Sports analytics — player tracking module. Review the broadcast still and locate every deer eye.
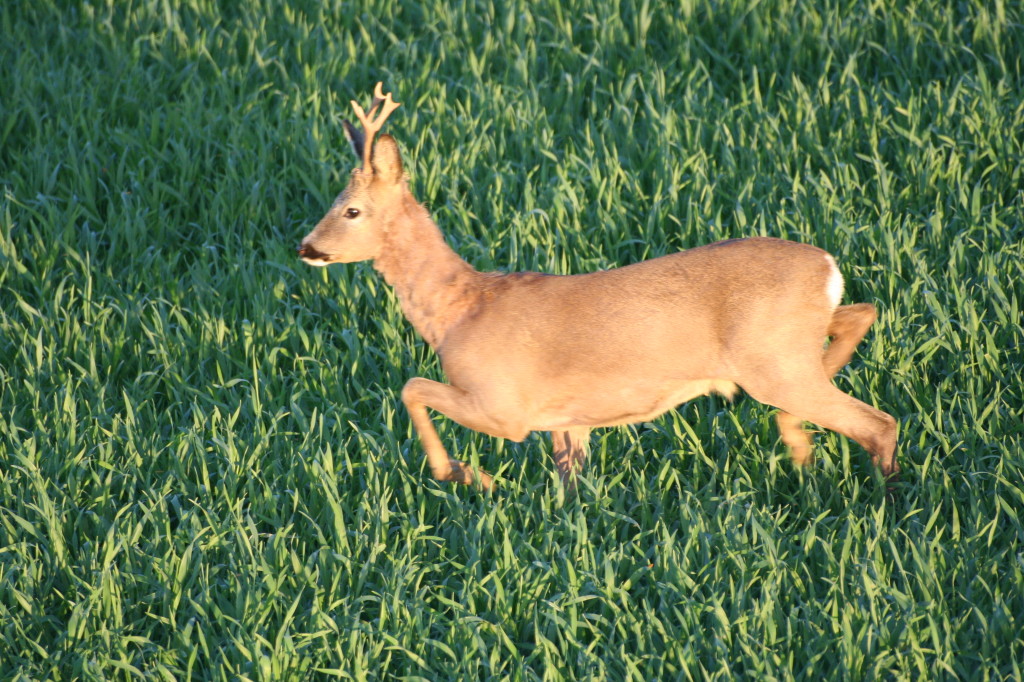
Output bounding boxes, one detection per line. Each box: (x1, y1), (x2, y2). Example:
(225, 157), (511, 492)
(344, 208), (360, 219)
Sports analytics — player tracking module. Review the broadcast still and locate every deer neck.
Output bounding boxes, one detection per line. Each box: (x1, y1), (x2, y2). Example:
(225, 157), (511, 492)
(372, 193), (484, 351)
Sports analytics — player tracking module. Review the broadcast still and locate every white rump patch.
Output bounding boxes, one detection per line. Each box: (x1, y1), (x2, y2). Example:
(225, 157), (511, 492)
(824, 253), (844, 309)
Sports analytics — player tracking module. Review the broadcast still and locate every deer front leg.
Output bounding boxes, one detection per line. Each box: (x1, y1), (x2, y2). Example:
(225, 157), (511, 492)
(401, 377), (528, 491)
(550, 427), (591, 491)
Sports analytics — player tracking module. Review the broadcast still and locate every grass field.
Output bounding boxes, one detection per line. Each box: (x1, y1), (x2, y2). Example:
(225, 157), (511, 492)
(2, 0), (1023, 679)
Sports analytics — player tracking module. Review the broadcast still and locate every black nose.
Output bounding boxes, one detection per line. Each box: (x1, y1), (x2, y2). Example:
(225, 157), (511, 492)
(297, 243), (329, 261)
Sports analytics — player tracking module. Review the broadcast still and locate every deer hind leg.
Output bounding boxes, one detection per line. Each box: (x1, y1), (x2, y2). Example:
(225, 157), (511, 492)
(549, 427), (591, 492)
(755, 373), (898, 478)
(822, 303), (877, 376)
(775, 303), (880, 469)
(778, 383), (898, 477)
(401, 377), (528, 491)
(777, 411), (814, 466)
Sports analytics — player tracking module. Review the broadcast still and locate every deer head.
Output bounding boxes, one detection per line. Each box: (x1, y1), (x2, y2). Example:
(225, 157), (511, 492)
(298, 83), (403, 266)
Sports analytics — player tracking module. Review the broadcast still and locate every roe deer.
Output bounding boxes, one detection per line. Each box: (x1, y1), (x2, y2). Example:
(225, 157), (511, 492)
(297, 83), (899, 491)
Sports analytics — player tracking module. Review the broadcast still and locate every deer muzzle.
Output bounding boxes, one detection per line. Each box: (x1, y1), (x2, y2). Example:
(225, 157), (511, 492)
(297, 242), (331, 265)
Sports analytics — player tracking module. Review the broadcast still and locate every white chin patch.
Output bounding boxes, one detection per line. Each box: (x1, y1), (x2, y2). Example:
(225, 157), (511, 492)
(824, 254), (844, 309)
(301, 257), (332, 267)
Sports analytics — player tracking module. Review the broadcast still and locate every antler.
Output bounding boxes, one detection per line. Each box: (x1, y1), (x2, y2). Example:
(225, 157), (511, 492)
(351, 82), (401, 173)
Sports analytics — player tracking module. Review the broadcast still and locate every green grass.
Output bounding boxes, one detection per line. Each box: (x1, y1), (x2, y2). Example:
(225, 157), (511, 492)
(1, 0), (1022, 679)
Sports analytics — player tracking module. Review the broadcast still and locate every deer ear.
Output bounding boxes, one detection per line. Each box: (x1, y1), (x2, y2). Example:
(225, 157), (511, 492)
(342, 120), (365, 162)
(371, 134), (404, 183)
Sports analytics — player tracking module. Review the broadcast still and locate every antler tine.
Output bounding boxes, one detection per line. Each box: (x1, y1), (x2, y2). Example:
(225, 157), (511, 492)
(350, 82), (401, 173)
